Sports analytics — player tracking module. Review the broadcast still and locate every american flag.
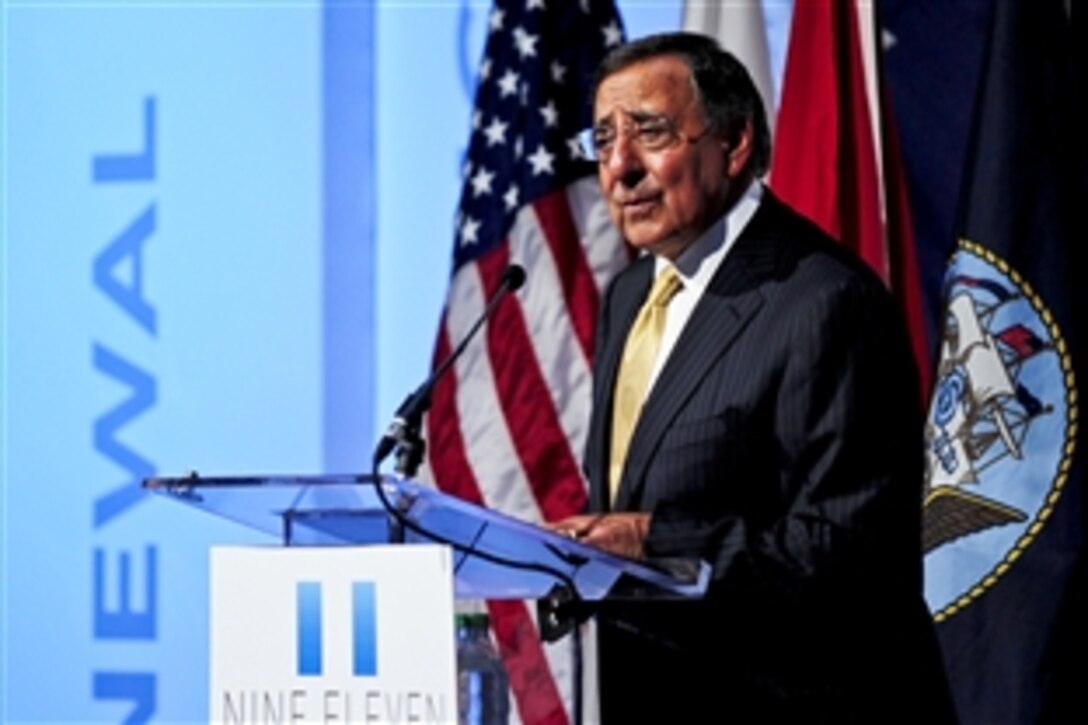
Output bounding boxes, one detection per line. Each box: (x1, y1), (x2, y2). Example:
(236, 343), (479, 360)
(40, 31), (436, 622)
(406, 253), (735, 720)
(422, 0), (629, 722)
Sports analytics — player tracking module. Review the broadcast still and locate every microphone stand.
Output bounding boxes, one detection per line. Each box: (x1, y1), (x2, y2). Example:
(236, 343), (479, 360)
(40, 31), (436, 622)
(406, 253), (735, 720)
(369, 263), (587, 725)
(373, 263), (526, 479)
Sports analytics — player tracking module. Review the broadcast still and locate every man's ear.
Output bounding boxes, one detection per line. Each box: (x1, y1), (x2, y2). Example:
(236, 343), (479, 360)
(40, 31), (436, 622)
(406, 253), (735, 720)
(725, 120), (754, 178)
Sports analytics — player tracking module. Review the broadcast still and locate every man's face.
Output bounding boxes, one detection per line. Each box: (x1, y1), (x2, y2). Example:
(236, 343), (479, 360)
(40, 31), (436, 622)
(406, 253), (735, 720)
(593, 55), (733, 260)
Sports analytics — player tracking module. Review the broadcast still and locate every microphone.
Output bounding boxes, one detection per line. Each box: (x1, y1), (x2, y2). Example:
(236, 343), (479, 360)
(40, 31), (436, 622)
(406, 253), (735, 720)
(372, 263), (526, 473)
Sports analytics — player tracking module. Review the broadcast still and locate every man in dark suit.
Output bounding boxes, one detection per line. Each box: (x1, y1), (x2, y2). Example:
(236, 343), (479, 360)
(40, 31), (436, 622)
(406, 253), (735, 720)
(553, 32), (955, 723)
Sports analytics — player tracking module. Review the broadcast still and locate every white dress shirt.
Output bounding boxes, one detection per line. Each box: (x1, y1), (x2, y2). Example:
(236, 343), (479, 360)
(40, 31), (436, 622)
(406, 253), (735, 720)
(646, 180), (764, 392)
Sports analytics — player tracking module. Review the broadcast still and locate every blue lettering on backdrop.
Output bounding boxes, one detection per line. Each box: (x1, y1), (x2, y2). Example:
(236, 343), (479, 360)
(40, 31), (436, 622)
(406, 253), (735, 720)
(91, 96), (159, 723)
(93, 206), (157, 336)
(94, 547), (158, 639)
(93, 97), (156, 183)
(93, 672), (157, 725)
(93, 344), (156, 527)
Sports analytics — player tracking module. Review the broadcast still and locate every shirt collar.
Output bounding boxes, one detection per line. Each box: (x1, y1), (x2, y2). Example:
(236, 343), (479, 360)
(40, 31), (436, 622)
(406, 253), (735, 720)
(654, 180), (764, 295)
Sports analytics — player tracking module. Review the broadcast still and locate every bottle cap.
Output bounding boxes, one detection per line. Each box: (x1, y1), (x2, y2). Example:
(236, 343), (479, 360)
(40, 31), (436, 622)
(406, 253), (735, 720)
(454, 598), (487, 615)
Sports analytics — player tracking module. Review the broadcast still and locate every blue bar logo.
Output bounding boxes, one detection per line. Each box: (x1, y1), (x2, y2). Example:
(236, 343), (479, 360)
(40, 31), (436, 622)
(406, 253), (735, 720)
(296, 581), (378, 677)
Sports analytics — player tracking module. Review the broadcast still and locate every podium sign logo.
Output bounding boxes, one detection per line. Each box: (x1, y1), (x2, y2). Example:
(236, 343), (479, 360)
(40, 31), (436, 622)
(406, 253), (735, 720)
(296, 581), (377, 677)
(211, 546), (455, 724)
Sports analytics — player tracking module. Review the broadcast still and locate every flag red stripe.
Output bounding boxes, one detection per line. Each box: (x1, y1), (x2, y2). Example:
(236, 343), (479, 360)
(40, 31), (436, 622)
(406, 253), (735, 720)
(478, 246), (590, 522)
(531, 190), (601, 364)
(426, 315), (480, 504)
(425, 319), (571, 725)
(487, 599), (570, 725)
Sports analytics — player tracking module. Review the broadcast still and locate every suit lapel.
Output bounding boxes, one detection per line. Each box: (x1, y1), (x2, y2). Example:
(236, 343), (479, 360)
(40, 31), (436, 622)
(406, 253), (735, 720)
(613, 198), (785, 509)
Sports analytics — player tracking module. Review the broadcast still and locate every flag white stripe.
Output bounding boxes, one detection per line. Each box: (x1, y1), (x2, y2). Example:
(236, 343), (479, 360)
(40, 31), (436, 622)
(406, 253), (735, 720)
(509, 205), (595, 475)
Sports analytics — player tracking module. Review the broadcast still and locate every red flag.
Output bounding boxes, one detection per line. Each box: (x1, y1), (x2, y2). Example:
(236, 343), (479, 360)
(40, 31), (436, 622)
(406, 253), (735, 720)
(423, 1), (629, 722)
(771, 0), (932, 398)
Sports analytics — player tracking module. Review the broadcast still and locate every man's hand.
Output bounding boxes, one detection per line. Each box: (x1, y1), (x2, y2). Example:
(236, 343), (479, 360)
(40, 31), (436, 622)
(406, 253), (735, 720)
(547, 513), (651, 560)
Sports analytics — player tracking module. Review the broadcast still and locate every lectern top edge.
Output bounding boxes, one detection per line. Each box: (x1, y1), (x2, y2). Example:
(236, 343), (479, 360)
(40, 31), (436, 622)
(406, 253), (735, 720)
(144, 472), (710, 603)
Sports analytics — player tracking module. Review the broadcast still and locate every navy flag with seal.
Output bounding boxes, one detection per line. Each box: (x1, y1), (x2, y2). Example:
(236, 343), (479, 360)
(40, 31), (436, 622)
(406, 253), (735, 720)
(922, 1), (1086, 722)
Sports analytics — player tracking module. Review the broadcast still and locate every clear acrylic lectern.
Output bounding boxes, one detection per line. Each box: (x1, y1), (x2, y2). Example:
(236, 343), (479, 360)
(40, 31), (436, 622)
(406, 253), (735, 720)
(143, 473), (708, 614)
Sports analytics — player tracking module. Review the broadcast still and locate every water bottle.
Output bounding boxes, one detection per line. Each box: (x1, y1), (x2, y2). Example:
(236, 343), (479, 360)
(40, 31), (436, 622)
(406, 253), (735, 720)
(456, 611), (510, 724)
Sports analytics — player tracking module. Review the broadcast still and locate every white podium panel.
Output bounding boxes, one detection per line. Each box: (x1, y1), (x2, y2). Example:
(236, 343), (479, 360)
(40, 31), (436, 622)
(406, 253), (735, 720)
(210, 545), (456, 724)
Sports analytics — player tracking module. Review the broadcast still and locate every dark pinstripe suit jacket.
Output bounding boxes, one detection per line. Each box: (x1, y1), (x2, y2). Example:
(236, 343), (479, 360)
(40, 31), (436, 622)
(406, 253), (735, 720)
(585, 191), (955, 722)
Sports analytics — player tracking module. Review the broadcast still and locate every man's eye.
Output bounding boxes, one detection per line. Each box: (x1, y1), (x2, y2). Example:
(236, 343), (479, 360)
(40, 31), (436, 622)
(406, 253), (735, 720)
(637, 125), (670, 147)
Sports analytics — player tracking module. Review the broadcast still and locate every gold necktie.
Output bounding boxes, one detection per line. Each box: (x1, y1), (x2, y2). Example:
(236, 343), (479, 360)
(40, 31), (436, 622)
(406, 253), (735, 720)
(609, 266), (683, 503)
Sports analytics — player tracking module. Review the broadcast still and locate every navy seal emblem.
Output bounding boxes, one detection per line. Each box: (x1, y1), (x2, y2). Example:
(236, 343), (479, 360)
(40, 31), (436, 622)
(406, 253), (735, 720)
(923, 239), (1077, 621)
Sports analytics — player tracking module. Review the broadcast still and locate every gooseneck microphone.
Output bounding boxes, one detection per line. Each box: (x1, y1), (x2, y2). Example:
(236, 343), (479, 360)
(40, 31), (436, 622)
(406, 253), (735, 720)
(372, 263), (526, 475)
(368, 262), (589, 725)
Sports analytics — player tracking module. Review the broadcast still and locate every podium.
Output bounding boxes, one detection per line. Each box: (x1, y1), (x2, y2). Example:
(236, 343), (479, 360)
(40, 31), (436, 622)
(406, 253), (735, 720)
(144, 473), (709, 607)
(144, 473), (709, 723)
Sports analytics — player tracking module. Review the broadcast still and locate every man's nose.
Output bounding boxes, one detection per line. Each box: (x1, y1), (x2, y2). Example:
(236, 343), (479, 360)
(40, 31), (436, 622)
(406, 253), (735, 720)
(604, 134), (644, 187)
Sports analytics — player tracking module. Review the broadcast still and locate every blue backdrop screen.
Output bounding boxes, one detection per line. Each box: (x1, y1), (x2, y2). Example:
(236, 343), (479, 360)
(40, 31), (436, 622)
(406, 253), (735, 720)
(0, 2), (680, 720)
